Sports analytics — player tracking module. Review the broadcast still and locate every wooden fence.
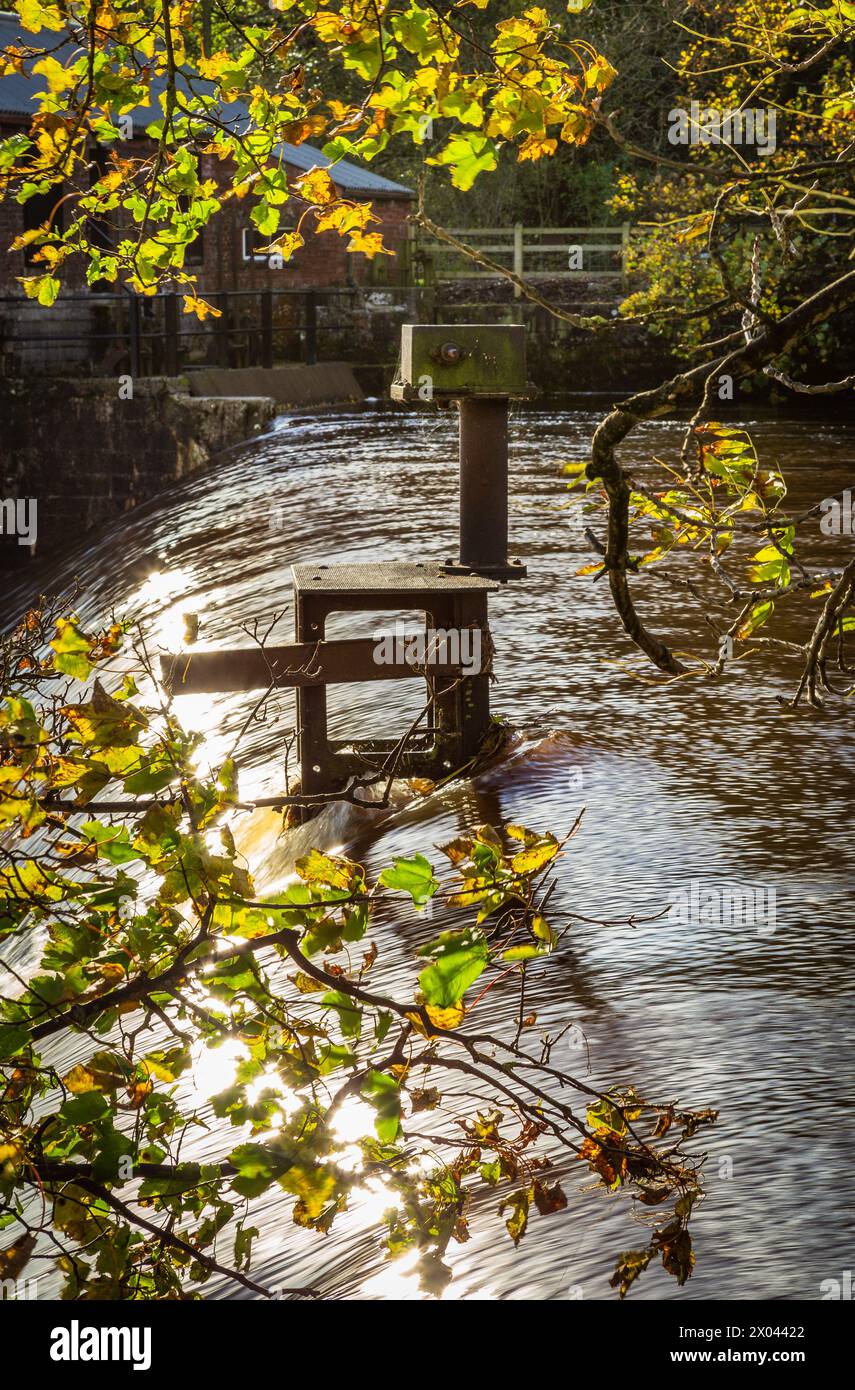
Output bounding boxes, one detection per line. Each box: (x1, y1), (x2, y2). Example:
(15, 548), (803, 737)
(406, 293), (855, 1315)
(412, 223), (631, 294)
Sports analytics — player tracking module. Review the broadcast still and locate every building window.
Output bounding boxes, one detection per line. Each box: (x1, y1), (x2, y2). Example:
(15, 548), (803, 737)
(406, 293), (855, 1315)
(22, 186), (64, 266)
(185, 228), (205, 267)
(241, 226), (271, 263)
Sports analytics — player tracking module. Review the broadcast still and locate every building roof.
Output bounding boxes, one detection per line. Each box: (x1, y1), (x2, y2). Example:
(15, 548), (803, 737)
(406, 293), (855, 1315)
(0, 11), (413, 197)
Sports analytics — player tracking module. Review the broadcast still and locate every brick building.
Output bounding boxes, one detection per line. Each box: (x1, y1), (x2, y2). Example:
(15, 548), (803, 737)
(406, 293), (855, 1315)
(0, 11), (413, 370)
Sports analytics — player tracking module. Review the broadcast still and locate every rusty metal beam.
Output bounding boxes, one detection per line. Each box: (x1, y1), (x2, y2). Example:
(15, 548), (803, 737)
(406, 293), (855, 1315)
(160, 638), (469, 695)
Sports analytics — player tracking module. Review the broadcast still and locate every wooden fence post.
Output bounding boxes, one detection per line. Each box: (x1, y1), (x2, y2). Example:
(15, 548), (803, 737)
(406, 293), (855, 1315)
(513, 222), (523, 298)
(621, 222), (631, 289)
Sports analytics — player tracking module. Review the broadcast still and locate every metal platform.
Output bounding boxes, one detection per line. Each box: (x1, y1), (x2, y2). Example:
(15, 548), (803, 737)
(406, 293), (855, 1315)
(292, 562), (498, 594)
(292, 560), (493, 796)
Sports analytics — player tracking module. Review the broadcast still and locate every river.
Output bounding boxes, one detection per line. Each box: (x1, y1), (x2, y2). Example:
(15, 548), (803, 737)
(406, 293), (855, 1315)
(1, 400), (853, 1300)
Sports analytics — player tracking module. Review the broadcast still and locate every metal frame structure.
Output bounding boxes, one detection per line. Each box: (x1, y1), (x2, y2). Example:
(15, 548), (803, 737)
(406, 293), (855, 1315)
(162, 323), (532, 804)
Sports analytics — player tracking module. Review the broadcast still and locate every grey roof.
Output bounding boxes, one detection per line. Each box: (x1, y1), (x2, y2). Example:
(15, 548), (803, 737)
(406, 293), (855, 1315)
(0, 11), (412, 196)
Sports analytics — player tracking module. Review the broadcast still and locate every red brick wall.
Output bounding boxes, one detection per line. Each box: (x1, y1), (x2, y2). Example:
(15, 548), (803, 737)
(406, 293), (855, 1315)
(192, 156), (411, 296)
(0, 118), (90, 293)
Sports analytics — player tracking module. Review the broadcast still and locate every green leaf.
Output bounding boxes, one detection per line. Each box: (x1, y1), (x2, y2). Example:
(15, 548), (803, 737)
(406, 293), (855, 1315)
(418, 936), (489, 1008)
(318, 1043), (357, 1075)
(322, 990), (362, 1039)
(0, 1024), (29, 1060)
(81, 821), (145, 865)
(362, 1070), (401, 1143)
(49, 618), (92, 680)
(375, 1010), (393, 1044)
(91, 1124), (135, 1181)
(60, 1091), (110, 1124)
(429, 133), (497, 190)
(379, 854), (438, 909)
(228, 1143), (281, 1198)
(736, 599), (774, 639)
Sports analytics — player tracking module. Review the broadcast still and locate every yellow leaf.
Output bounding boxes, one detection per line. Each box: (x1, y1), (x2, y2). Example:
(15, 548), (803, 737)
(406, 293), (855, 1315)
(511, 836), (559, 874)
(294, 167), (336, 206)
(62, 1064), (99, 1094)
(16, 0), (66, 34)
(182, 293), (221, 321)
(585, 56), (618, 92)
(141, 1058), (175, 1083)
(517, 134), (557, 162)
(0, 49), (26, 78)
(425, 1003), (465, 1030)
(531, 915), (553, 942)
(0, 1233), (35, 1282)
(270, 230), (304, 260)
(290, 971), (326, 995)
(315, 202), (373, 235)
(560, 107), (593, 144)
(32, 55), (76, 94)
(346, 230), (392, 257)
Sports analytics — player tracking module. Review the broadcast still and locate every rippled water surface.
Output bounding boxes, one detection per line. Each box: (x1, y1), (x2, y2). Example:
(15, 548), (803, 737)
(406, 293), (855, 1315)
(2, 402), (853, 1300)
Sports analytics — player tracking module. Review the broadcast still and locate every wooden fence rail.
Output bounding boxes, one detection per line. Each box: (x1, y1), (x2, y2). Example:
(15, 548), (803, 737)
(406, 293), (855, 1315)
(412, 222), (632, 294)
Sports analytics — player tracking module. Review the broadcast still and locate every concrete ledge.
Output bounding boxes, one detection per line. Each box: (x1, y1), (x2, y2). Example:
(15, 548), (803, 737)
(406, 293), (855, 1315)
(186, 362), (364, 408)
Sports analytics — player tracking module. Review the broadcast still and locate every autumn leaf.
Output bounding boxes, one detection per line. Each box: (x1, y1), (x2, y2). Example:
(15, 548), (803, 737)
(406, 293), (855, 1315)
(517, 134), (557, 162)
(346, 230), (392, 257)
(182, 293), (221, 321)
(294, 167), (336, 206)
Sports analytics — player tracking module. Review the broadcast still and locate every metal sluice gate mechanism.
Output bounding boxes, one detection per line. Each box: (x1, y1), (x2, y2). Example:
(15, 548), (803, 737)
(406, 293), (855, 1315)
(162, 324), (533, 808)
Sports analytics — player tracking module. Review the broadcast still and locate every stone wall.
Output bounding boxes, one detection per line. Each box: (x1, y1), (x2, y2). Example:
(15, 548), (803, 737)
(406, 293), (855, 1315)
(186, 362), (364, 408)
(0, 377), (274, 569)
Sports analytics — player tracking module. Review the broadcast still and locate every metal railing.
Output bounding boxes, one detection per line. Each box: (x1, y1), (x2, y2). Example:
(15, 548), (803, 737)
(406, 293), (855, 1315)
(0, 286), (357, 378)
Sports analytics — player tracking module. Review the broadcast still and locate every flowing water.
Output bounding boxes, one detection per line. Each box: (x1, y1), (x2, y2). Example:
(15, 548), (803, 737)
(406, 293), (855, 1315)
(1, 401), (853, 1301)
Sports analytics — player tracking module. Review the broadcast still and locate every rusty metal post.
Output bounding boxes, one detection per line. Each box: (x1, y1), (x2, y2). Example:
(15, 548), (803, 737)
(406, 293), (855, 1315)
(459, 397), (509, 575)
(392, 325), (530, 579)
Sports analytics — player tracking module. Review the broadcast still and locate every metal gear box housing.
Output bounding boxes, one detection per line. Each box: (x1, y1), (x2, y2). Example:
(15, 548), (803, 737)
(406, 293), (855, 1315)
(393, 323), (529, 400)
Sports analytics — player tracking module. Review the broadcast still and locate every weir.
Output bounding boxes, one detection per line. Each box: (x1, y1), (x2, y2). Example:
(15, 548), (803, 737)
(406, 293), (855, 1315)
(162, 323), (532, 803)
